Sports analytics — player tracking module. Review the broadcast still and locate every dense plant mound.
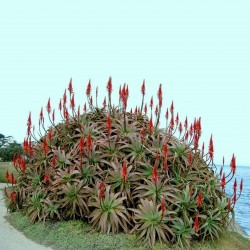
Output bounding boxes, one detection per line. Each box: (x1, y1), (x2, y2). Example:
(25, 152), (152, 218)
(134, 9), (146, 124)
(5, 78), (243, 248)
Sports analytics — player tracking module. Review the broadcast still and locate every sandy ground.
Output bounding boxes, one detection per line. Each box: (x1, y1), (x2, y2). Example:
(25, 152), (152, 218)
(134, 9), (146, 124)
(0, 183), (52, 250)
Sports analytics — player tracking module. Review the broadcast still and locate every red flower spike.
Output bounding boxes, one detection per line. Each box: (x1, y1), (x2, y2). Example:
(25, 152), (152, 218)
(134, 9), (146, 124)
(240, 179), (243, 192)
(86, 79), (91, 97)
(161, 196), (165, 217)
(59, 99), (62, 111)
(155, 105), (159, 116)
(10, 192), (17, 201)
(184, 117), (188, 130)
(44, 174), (49, 183)
(21, 159), (26, 171)
(150, 96), (153, 109)
(64, 107), (69, 121)
(42, 138), (48, 155)
(152, 162), (158, 184)
(103, 97), (107, 108)
(157, 84), (163, 107)
(194, 133), (199, 149)
(87, 133), (92, 151)
(70, 93), (75, 109)
(84, 103), (87, 112)
(148, 117), (153, 134)
(178, 122), (183, 134)
(227, 198), (231, 212)
(141, 80), (145, 96)
(11, 173), (15, 184)
(170, 101), (174, 114)
(194, 215), (199, 233)
(119, 85), (122, 100)
(107, 76), (113, 95)
(40, 107), (44, 122)
(221, 173), (226, 189)
(90, 96), (93, 106)
(52, 154), (56, 167)
(209, 135), (214, 161)
(170, 116), (174, 130)
(185, 131), (189, 141)
(106, 114), (112, 136)
(79, 136), (85, 153)
(230, 154), (236, 174)
(189, 124), (193, 137)
(165, 109), (169, 120)
(140, 127), (145, 139)
(46, 98), (51, 114)
(63, 90), (67, 106)
(175, 113), (179, 125)
(197, 190), (203, 208)
(163, 157), (168, 173)
(5, 171), (9, 182)
(233, 192), (237, 204)
(48, 128), (53, 142)
(162, 144), (168, 157)
(122, 160), (128, 183)
(233, 178), (237, 193)
(52, 109), (55, 123)
(144, 104), (147, 114)
(68, 78), (73, 94)
(99, 182), (105, 200)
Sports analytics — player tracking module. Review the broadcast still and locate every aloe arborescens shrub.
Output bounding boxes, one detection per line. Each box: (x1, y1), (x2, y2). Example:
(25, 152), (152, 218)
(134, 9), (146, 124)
(5, 78), (243, 248)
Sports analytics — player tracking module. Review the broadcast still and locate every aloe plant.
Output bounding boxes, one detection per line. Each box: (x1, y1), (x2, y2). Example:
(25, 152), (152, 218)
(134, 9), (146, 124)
(4, 78), (243, 248)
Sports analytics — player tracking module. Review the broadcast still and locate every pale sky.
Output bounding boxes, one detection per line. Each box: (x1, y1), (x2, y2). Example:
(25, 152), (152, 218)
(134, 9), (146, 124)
(0, 1), (249, 166)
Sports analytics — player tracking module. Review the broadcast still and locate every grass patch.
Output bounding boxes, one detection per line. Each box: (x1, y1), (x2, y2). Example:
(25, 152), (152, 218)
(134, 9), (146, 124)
(4, 211), (250, 250)
(0, 161), (17, 183)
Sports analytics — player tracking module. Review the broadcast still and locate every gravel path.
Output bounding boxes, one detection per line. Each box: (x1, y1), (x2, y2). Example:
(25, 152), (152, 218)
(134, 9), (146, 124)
(0, 183), (52, 250)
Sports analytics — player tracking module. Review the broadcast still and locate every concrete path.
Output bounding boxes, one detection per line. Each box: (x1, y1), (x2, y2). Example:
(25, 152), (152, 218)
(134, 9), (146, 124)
(0, 183), (53, 250)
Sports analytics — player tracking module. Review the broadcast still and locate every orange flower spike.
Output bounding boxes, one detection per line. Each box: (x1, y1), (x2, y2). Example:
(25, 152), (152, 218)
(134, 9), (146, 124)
(221, 173), (226, 189)
(230, 154), (236, 174)
(86, 79), (91, 97)
(52, 154), (57, 167)
(107, 76), (112, 95)
(44, 174), (49, 183)
(70, 93), (75, 110)
(152, 161), (158, 184)
(106, 114), (112, 135)
(157, 84), (162, 107)
(10, 192), (17, 201)
(161, 196), (165, 217)
(170, 101), (174, 114)
(87, 133), (93, 151)
(79, 136), (85, 153)
(46, 98), (51, 114)
(63, 89), (67, 106)
(240, 179), (243, 192)
(5, 171), (9, 182)
(197, 190), (203, 208)
(233, 178), (237, 193)
(193, 215), (199, 233)
(122, 160), (128, 183)
(209, 135), (214, 161)
(141, 80), (145, 96)
(99, 182), (105, 200)
(68, 78), (73, 94)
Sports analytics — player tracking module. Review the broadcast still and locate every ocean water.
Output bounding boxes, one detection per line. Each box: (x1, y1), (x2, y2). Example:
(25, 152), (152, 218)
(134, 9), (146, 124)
(222, 165), (250, 235)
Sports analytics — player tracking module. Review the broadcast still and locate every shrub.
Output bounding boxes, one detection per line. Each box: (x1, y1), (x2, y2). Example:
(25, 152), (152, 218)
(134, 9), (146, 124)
(5, 78), (243, 248)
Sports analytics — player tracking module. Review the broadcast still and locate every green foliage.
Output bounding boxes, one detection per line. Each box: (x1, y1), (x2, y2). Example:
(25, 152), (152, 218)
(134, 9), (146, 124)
(4, 79), (239, 248)
(0, 141), (23, 162)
